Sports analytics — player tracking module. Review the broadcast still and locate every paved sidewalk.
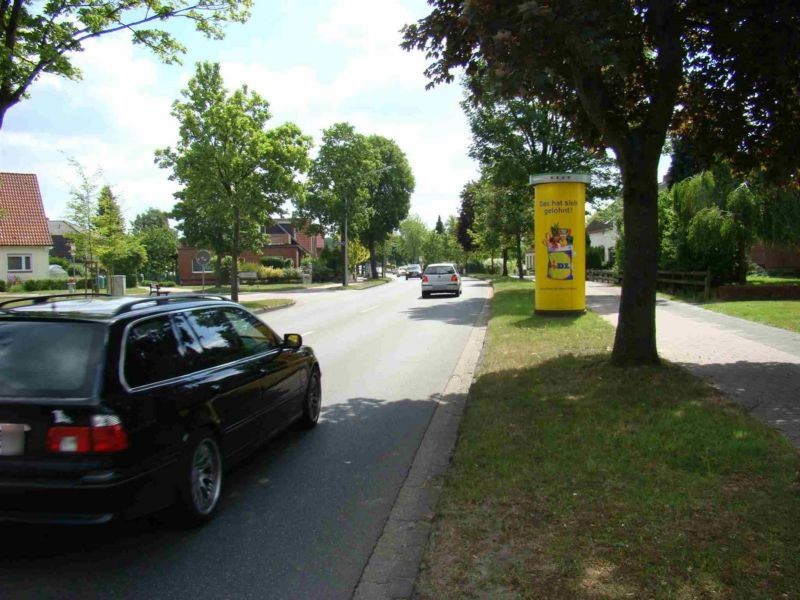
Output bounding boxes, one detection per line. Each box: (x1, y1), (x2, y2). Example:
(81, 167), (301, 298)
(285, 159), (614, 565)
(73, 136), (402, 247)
(586, 282), (800, 447)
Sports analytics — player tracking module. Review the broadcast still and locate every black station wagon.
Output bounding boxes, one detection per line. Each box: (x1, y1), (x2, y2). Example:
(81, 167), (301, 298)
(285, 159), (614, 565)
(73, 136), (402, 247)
(0, 294), (321, 525)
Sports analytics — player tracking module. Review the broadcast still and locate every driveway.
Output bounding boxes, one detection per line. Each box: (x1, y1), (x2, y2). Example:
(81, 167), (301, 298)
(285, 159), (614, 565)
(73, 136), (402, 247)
(586, 282), (800, 447)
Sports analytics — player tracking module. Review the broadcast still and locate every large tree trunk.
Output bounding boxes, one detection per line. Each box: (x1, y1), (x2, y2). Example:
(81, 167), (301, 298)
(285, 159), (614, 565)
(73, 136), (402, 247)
(516, 232), (524, 279)
(231, 210), (240, 303)
(611, 154), (661, 366)
(502, 248), (508, 276)
(369, 239), (378, 279)
(381, 241), (386, 279)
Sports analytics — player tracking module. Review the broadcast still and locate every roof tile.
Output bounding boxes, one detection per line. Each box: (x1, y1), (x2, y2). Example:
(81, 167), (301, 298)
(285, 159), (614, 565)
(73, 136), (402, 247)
(0, 172), (53, 247)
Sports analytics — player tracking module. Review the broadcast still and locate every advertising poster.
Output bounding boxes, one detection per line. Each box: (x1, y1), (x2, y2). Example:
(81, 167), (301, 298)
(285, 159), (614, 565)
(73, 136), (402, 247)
(531, 173), (589, 314)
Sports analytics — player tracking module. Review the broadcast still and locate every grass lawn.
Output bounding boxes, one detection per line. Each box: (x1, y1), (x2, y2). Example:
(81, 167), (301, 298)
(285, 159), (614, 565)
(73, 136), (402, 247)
(178, 283), (326, 293)
(702, 300), (800, 333)
(336, 277), (390, 290)
(239, 298), (295, 311)
(747, 274), (800, 286)
(417, 278), (800, 599)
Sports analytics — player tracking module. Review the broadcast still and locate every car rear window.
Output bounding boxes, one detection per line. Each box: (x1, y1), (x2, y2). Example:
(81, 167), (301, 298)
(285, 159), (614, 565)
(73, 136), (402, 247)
(425, 265), (455, 275)
(0, 320), (105, 399)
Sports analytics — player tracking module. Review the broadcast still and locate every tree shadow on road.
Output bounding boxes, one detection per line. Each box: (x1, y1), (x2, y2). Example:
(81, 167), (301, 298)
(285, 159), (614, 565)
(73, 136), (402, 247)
(402, 297), (486, 326)
(0, 394), (451, 599)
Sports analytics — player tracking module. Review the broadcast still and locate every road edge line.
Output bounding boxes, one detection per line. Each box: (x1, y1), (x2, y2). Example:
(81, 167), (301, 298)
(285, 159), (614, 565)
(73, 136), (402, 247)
(353, 284), (493, 600)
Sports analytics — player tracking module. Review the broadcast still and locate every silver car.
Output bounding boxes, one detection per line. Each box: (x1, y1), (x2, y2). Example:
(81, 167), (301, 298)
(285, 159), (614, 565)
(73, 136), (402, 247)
(421, 263), (462, 298)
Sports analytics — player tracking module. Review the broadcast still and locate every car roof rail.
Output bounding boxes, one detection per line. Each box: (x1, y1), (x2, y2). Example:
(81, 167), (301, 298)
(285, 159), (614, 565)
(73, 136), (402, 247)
(0, 292), (111, 311)
(112, 293), (230, 316)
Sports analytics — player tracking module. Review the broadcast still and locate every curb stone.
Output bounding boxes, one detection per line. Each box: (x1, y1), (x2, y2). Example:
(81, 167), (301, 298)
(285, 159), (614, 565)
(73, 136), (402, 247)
(353, 285), (493, 600)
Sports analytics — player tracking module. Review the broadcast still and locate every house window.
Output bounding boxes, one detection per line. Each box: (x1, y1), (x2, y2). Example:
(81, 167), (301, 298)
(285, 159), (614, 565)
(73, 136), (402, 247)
(191, 259), (213, 273)
(7, 255), (32, 272)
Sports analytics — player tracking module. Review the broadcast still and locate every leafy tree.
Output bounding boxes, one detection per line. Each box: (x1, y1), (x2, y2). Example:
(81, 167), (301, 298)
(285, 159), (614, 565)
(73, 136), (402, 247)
(462, 82), (618, 280)
(94, 185), (147, 277)
(132, 208), (178, 280)
(397, 215), (428, 265)
(359, 135), (414, 279)
(457, 182), (477, 255)
(156, 62), (311, 301)
(434, 215), (445, 235)
(301, 122), (380, 285)
(132, 208), (170, 233)
(0, 0), (252, 129)
(64, 160), (101, 277)
(403, 1), (800, 365)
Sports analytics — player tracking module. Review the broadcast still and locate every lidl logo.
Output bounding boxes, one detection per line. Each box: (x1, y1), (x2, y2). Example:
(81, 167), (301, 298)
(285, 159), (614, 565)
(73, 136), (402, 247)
(547, 250), (573, 280)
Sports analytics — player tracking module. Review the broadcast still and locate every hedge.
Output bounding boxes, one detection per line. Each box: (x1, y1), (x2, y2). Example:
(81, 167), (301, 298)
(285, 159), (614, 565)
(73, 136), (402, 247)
(718, 284), (800, 301)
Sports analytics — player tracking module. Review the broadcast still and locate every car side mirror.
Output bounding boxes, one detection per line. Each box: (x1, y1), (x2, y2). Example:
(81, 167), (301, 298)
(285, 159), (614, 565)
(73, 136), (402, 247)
(283, 333), (303, 349)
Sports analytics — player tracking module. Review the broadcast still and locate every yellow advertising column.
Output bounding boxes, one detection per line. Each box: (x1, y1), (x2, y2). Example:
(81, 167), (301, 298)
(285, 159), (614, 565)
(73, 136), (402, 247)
(530, 173), (589, 315)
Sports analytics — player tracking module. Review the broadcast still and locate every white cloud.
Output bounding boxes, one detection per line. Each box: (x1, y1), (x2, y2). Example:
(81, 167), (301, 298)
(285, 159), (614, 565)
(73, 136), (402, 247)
(2, 0), (476, 230)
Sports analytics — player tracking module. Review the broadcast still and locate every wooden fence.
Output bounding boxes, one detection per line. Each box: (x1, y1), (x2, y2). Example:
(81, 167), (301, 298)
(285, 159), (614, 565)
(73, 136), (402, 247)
(586, 269), (712, 299)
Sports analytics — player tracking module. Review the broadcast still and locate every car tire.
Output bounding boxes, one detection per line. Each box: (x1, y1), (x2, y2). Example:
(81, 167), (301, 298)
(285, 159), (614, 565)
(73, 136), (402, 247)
(173, 429), (223, 527)
(422, 291), (430, 298)
(457, 289), (462, 297)
(297, 368), (321, 429)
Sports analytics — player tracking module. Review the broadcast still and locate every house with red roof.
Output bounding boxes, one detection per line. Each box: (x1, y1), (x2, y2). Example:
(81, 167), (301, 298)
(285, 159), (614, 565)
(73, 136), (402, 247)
(0, 173), (53, 282)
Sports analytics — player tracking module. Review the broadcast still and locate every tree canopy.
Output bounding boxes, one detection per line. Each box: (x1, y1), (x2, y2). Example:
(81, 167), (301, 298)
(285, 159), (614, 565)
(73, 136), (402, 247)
(0, 0), (252, 129)
(360, 135), (415, 278)
(403, 1), (800, 366)
(156, 61), (311, 301)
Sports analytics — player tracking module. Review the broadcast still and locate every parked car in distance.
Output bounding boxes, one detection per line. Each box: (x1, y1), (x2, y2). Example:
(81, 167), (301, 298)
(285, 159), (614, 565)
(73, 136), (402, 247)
(421, 263), (462, 298)
(405, 264), (423, 279)
(396, 265), (407, 276)
(0, 293), (321, 526)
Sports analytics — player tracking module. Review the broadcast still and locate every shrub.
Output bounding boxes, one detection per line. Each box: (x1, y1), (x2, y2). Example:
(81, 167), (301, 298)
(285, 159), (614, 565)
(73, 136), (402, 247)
(239, 262), (261, 273)
(305, 257), (335, 282)
(49, 256), (70, 269)
(586, 246), (605, 269)
(260, 255), (290, 269)
(0, 280), (5, 292)
(687, 206), (737, 283)
(257, 266), (284, 280)
(283, 267), (303, 280)
(161, 280), (176, 287)
(464, 259), (486, 274)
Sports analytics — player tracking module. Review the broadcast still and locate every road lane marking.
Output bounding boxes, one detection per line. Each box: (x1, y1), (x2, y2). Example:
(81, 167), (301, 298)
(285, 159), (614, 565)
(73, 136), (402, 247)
(302, 330), (315, 336)
(360, 305), (379, 314)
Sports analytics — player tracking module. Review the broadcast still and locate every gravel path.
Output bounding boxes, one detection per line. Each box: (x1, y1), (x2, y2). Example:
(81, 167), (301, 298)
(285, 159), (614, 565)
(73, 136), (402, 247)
(586, 282), (800, 447)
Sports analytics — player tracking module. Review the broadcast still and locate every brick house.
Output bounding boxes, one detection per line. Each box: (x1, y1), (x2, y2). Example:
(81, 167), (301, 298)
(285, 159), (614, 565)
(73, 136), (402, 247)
(0, 173), (53, 282)
(177, 219), (324, 285)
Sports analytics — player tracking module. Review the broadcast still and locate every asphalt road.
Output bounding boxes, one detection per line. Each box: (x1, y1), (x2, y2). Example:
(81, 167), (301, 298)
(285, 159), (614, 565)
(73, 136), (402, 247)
(0, 276), (491, 600)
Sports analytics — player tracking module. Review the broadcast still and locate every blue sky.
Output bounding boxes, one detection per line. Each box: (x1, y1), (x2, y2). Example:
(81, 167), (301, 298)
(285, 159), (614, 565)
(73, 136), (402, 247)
(1, 0), (668, 230)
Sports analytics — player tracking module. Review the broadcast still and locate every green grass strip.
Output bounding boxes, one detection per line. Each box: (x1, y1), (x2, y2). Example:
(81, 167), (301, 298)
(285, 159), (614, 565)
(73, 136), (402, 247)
(418, 278), (800, 599)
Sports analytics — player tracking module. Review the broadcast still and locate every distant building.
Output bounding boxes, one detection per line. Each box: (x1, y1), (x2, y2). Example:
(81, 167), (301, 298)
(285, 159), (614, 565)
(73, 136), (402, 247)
(177, 219), (324, 284)
(586, 219), (618, 264)
(0, 172), (53, 282)
(48, 219), (81, 261)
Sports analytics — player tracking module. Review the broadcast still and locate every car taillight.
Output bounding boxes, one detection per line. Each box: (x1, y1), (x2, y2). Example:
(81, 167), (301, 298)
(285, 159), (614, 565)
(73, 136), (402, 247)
(422, 275), (429, 283)
(451, 275), (458, 282)
(46, 415), (128, 453)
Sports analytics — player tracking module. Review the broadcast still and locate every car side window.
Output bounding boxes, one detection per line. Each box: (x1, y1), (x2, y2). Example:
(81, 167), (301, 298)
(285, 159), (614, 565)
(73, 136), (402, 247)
(183, 308), (247, 368)
(223, 308), (279, 356)
(124, 316), (190, 387)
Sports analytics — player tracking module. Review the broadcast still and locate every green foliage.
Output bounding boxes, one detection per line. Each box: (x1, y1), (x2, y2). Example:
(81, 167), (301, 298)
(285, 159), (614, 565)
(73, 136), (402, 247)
(0, 280), (5, 292)
(687, 207), (737, 281)
(306, 257), (335, 282)
(397, 215), (428, 264)
(260, 255), (291, 269)
(0, 0), (252, 128)
(586, 246), (605, 269)
(49, 256), (70, 269)
(239, 262), (262, 273)
(157, 62), (311, 300)
(359, 134), (415, 271)
(94, 186), (148, 276)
